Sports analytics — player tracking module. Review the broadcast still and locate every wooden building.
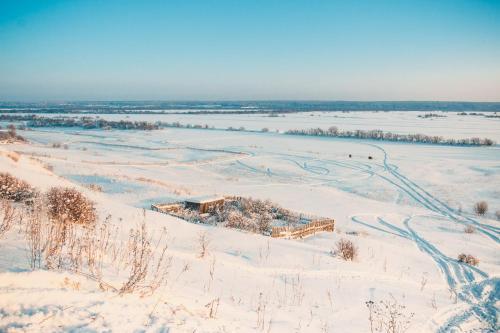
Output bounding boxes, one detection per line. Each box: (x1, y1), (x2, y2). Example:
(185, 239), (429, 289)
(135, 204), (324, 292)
(184, 195), (225, 214)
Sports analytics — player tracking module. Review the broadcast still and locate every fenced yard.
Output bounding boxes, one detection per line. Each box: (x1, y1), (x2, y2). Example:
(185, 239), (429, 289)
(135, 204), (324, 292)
(152, 196), (334, 239)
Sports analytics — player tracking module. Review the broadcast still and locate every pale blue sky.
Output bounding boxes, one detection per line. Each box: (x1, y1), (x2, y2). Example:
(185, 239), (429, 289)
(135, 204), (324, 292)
(1, 0), (499, 101)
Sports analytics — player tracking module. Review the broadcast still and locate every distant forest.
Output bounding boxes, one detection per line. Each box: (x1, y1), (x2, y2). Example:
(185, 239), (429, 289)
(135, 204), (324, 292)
(0, 101), (499, 114)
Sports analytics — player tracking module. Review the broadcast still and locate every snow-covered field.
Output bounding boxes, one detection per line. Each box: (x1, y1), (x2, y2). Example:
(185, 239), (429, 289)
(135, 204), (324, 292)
(14, 110), (500, 141)
(0, 111), (499, 332)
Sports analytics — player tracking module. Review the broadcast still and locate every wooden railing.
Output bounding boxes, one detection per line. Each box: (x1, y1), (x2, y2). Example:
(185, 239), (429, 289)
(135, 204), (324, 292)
(271, 219), (334, 239)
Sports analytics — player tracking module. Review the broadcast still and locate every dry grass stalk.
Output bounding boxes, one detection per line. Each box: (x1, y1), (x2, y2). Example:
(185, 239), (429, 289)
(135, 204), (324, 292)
(198, 231), (210, 258)
(24, 198), (48, 269)
(119, 221), (152, 294)
(205, 256), (216, 292)
(366, 297), (414, 333)
(205, 297), (220, 319)
(256, 292), (268, 330)
(142, 227), (172, 296)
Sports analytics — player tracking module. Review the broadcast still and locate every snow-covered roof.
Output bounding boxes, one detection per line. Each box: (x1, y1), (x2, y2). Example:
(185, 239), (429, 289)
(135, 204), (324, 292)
(185, 195), (224, 204)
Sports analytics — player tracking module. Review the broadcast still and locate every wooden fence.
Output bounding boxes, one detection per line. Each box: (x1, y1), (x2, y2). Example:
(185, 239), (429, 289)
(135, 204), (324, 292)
(271, 219), (334, 239)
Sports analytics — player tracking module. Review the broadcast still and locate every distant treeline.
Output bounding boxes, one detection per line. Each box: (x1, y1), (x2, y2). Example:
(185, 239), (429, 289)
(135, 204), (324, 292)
(285, 127), (495, 146)
(1, 114), (495, 146)
(0, 114), (218, 131)
(0, 115), (159, 130)
(1, 100), (500, 113)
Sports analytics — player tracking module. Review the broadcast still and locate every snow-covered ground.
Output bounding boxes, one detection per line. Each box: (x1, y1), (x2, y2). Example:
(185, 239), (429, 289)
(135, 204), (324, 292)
(0, 112), (499, 332)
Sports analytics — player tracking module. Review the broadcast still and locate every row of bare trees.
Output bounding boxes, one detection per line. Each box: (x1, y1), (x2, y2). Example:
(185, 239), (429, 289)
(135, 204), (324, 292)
(285, 126), (495, 146)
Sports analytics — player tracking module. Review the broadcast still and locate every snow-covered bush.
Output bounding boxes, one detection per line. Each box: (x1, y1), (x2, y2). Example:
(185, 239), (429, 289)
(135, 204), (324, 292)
(0, 172), (36, 202)
(225, 210), (247, 229)
(334, 238), (357, 261)
(457, 253), (479, 266)
(46, 187), (97, 226)
(473, 201), (488, 216)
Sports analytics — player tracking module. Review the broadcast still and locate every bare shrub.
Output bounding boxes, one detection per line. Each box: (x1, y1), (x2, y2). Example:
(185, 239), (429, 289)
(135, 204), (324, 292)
(198, 232), (210, 258)
(0, 199), (18, 238)
(46, 187), (97, 226)
(79, 216), (113, 278)
(43, 188), (97, 269)
(473, 201), (488, 216)
(334, 238), (357, 261)
(366, 297), (414, 333)
(495, 210), (500, 221)
(463, 225), (476, 234)
(0, 172), (36, 202)
(457, 253), (479, 266)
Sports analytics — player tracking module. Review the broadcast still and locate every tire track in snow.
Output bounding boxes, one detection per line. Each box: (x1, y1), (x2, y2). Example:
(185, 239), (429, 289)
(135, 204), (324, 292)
(364, 143), (499, 243)
(351, 214), (498, 331)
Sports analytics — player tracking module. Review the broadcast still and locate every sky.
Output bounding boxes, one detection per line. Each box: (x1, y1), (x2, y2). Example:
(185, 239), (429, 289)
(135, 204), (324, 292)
(0, 0), (499, 101)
